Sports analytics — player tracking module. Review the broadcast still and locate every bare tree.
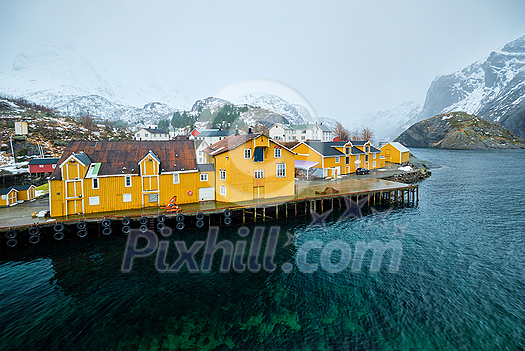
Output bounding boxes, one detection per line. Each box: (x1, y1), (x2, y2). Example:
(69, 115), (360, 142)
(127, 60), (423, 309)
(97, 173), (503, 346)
(361, 127), (374, 142)
(251, 122), (269, 135)
(334, 122), (350, 141)
(350, 130), (361, 141)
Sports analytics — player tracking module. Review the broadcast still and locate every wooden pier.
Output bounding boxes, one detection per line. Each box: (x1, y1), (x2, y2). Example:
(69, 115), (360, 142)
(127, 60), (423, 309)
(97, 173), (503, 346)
(0, 179), (418, 250)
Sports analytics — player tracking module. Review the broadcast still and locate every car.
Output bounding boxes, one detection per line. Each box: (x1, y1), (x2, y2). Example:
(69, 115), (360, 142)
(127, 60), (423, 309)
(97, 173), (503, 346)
(356, 168), (370, 175)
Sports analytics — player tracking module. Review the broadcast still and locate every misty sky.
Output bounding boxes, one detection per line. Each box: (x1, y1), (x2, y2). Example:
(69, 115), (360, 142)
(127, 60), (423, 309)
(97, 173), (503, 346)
(1, 0), (525, 122)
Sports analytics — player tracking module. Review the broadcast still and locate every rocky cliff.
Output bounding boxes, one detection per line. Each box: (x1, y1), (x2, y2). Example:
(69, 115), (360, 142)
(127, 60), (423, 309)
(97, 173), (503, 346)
(395, 112), (524, 149)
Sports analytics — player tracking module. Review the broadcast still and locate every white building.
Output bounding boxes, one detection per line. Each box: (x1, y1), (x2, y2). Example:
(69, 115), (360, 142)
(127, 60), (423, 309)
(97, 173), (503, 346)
(189, 128), (237, 145)
(194, 139), (210, 164)
(269, 123), (332, 142)
(135, 128), (169, 141)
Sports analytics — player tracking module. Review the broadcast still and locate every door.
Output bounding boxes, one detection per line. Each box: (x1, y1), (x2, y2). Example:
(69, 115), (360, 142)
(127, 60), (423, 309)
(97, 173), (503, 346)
(253, 186), (265, 199)
(199, 187), (215, 201)
(66, 199), (82, 215)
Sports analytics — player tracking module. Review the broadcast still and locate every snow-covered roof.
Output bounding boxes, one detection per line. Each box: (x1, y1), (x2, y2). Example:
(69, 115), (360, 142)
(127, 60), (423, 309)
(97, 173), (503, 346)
(388, 142), (410, 153)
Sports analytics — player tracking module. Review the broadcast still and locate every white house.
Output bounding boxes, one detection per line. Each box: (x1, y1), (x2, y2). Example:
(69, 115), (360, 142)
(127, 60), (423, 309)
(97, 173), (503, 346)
(269, 123), (332, 142)
(194, 139), (210, 164)
(189, 129), (238, 145)
(135, 128), (169, 141)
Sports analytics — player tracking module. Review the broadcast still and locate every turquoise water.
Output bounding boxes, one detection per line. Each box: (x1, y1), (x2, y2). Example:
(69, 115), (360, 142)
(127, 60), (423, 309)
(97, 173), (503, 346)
(1, 148), (525, 350)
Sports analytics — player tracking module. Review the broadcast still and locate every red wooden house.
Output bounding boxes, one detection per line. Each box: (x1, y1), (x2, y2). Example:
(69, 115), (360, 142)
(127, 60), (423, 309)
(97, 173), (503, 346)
(28, 158), (59, 174)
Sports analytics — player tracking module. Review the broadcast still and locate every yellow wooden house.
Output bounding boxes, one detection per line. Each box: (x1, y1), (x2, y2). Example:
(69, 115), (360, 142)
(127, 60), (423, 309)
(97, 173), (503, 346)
(292, 140), (383, 178)
(380, 142), (410, 164)
(0, 188), (18, 207)
(48, 140), (215, 216)
(10, 185), (36, 201)
(203, 133), (296, 202)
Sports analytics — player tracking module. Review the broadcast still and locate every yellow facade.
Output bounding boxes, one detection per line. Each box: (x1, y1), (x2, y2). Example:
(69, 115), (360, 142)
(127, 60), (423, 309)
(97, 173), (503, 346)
(293, 143), (343, 178)
(16, 187), (35, 201)
(0, 189), (18, 206)
(49, 154), (215, 217)
(380, 143), (410, 164)
(210, 136), (295, 203)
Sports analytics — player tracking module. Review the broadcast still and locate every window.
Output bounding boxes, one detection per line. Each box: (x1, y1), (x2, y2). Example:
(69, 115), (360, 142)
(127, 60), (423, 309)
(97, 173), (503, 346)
(1, 195), (6, 200)
(345, 156), (350, 164)
(254, 169), (264, 179)
(89, 196), (99, 206)
(173, 173), (179, 184)
(92, 177), (99, 189)
(149, 194), (158, 202)
(244, 148), (251, 159)
(366, 146), (369, 153)
(274, 147), (281, 158)
(345, 147), (350, 154)
(254, 148), (264, 163)
(200, 173), (208, 181)
(373, 153), (376, 159)
(144, 133), (148, 138)
(52, 164), (56, 169)
(125, 175), (132, 187)
(220, 186), (226, 195)
(373, 161), (376, 168)
(365, 154), (369, 162)
(302, 130), (307, 133)
(39, 164), (44, 168)
(335, 156), (340, 163)
(301, 136), (306, 140)
(123, 193), (132, 202)
(220, 169), (226, 180)
(276, 163), (286, 178)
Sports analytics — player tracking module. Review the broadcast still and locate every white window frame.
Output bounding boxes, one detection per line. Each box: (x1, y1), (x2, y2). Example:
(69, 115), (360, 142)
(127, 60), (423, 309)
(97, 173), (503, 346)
(220, 185), (226, 195)
(125, 175), (132, 187)
(365, 154), (369, 162)
(373, 153), (376, 159)
(123, 193), (132, 202)
(274, 148), (281, 158)
(276, 163), (286, 178)
(356, 155), (360, 161)
(220, 169), (226, 180)
(173, 173), (180, 184)
(1, 195), (6, 200)
(89, 196), (100, 206)
(200, 173), (208, 182)
(92, 177), (99, 189)
(254, 169), (264, 179)
(335, 156), (340, 163)
(244, 149), (251, 159)
(373, 161), (376, 168)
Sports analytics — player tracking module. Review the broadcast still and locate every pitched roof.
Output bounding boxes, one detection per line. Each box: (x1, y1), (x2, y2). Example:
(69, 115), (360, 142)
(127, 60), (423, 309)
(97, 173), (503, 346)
(10, 185), (35, 191)
(197, 164), (215, 172)
(141, 128), (168, 134)
(305, 141), (345, 157)
(388, 142), (410, 153)
(369, 146), (381, 153)
(350, 140), (368, 146)
(28, 158), (59, 165)
(203, 133), (261, 156)
(197, 129), (237, 138)
(0, 188), (17, 195)
(50, 140), (197, 180)
(351, 147), (364, 155)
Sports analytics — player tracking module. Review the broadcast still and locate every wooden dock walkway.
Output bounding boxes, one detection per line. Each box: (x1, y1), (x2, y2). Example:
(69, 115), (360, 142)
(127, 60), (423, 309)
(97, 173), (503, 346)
(0, 178), (418, 249)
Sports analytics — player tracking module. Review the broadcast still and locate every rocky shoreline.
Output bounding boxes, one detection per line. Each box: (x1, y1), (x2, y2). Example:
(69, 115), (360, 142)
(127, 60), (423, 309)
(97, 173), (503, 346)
(380, 168), (432, 184)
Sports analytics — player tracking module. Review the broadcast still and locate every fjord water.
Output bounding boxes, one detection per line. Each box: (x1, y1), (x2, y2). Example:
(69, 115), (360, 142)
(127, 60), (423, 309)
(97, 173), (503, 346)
(1, 148), (525, 350)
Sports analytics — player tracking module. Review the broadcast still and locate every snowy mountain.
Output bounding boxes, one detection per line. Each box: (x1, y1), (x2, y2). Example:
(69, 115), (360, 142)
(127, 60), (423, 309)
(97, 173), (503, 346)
(234, 93), (317, 124)
(353, 101), (422, 142)
(420, 35), (525, 138)
(0, 45), (190, 123)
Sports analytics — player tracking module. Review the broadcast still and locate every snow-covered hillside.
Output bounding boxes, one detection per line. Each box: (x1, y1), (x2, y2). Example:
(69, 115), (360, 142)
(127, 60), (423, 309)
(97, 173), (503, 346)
(0, 45), (190, 123)
(421, 35), (525, 138)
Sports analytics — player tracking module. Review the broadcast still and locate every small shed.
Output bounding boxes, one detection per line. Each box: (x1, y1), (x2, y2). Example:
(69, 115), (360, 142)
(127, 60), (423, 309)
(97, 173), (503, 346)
(0, 188), (18, 206)
(28, 158), (59, 174)
(10, 185), (36, 201)
(379, 142), (410, 164)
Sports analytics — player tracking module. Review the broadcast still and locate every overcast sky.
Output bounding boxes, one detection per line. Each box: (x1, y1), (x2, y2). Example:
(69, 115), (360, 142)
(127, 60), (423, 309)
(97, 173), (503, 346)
(1, 0), (525, 121)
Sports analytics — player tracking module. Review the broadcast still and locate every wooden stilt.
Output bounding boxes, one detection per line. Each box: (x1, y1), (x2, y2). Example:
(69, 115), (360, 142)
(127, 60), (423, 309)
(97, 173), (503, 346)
(243, 209), (245, 224)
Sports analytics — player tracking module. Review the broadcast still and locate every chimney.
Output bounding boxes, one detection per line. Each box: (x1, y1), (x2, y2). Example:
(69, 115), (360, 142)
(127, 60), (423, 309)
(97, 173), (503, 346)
(248, 127), (252, 134)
